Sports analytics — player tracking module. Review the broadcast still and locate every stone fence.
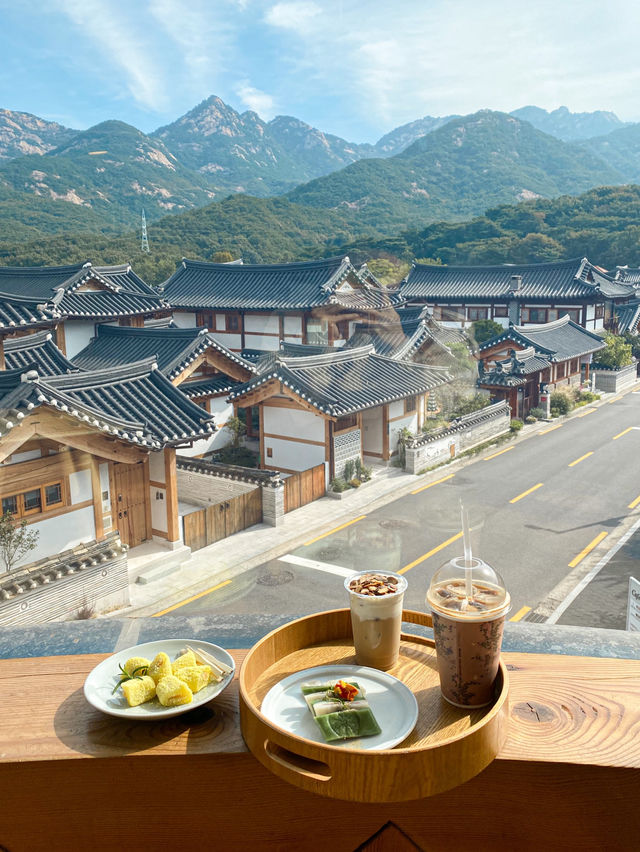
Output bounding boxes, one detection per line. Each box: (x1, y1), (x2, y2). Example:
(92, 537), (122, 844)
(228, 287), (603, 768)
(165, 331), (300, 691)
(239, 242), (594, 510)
(404, 401), (512, 475)
(591, 359), (638, 394)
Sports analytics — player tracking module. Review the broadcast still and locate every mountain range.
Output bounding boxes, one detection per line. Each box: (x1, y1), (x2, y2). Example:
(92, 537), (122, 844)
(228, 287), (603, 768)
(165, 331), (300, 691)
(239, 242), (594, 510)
(0, 97), (638, 251)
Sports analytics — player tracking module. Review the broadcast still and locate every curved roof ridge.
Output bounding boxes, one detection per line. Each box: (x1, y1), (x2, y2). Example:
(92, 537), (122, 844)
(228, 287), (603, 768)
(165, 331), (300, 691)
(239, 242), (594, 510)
(48, 357), (159, 389)
(514, 314), (571, 332)
(4, 329), (54, 350)
(412, 257), (585, 272)
(95, 323), (204, 340)
(280, 344), (374, 368)
(180, 255), (347, 272)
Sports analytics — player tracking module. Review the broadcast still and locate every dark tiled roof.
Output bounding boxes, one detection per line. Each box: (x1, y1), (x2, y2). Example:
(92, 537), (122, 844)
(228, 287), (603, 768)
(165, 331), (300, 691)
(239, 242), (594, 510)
(615, 300), (640, 333)
(479, 347), (549, 387)
(180, 375), (244, 399)
(0, 292), (64, 332)
(4, 330), (77, 376)
(163, 255), (403, 311)
(479, 315), (605, 361)
(72, 324), (255, 380)
(402, 257), (634, 301)
(0, 359), (214, 449)
(346, 311), (466, 362)
(615, 266), (640, 285)
(229, 345), (451, 416)
(59, 290), (166, 319)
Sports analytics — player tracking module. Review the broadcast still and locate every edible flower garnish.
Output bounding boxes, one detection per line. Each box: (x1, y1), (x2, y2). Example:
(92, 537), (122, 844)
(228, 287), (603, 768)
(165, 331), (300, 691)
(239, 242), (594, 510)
(333, 680), (358, 702)
(112, 663), (148, 694)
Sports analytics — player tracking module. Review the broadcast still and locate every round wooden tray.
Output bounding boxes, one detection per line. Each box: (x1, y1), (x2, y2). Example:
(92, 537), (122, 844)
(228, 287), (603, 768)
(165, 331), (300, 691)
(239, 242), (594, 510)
(239, 608), (509, 802)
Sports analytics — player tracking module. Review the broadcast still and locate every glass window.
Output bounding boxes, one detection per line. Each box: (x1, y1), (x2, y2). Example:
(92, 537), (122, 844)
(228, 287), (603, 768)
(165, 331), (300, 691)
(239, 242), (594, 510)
(226, 314), (240, 332)
(44, 483), (63, 508)
(1, 495), (18, 516)
(468, 307), (488, 321)
(566, 309), (581, 323)
(493, 306), (508, 318)
(23, 489), (42, 514)
(441, 306), (465, 321)
(405, 396), (417, 413)
(595, 305), (604, 319)
(548, 309), (559, 321)
(307, 321), (328, 344)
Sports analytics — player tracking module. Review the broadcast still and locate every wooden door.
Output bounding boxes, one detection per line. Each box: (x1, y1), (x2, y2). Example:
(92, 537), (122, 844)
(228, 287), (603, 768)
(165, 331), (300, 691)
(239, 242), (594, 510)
(112, 462), (148, 548)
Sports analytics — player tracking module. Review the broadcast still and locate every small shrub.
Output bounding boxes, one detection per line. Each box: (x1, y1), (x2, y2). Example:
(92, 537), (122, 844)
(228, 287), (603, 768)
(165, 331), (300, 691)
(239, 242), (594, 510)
(528, 407), (545, 420)
(355, 458), (373, 482)
(422, 417), (448, 433)
(349, 478), (361, 488)
(343, 459), (356, 482)
(510, 419), (524, 433)
(577, 390), (599, 403)
(75, 596), (95, 620)
(550, 406), (561, 418)
(525, 415), (537, 424)
(550, 391), (573, 415)
(330, 477), (349, 493)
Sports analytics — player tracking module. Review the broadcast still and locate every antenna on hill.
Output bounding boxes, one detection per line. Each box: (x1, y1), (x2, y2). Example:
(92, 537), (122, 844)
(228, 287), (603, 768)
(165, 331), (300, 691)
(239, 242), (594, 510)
(141, 208), (150, 254)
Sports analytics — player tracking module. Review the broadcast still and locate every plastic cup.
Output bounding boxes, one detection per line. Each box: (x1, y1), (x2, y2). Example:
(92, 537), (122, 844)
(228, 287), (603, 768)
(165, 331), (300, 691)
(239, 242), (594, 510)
(427, 557), (510, 708)
(345, 571), (408, 670)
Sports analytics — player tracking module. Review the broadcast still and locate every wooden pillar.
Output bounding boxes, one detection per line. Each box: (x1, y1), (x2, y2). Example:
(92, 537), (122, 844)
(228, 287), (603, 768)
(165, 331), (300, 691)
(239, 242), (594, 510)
(240, 312), (245, 351)
(357, 412), (363, 463)
(89, 458), (105, 541)
(143, 457), (152, 542)
(259, 405), (265, 470)
(164, 448), (179, 543)
(55, 323), (67, 356)
(0, 337), (4, 370)
(278, 314), (284, 344)
(382, 404), (389, 461)
(327, 420), (335, 479)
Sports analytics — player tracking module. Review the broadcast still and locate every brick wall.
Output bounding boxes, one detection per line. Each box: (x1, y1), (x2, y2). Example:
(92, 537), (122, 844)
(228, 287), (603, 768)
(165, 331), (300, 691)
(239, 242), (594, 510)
(333, 429), (362, 478)
(177, 468), (258, 506)
(592, 361), (638, 394)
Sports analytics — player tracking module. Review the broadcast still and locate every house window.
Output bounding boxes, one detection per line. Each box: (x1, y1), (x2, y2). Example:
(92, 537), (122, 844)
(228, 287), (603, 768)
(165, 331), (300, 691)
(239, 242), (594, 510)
(468, 307), (488, 321)
(441, 306), (465, 321)
(226, 314), (240, 332)
(196, 311), (215, 330)
(548, 309), (559, 321)
(306, 320), (328, 344)
(1, 481), (65, 519)
(493, 306), (508, 318)
(405, 396), (417, 413)
(595, 305), (604, 319)
(528, 309), (546, 323)
(556, 363), (566, 379)
(335, 413), (357, 431)
(566, 309), (581, 323)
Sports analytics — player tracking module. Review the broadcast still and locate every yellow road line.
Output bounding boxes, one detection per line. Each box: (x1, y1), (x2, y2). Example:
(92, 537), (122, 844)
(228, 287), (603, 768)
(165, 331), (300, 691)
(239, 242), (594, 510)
(398, 531), (463, 575)
(484, 446), (514, 461)
(613, 427), (633, 440)
(568, 531), (608, 568)
(152, 579), (231, 617)
(509, 483), (543, 504)
(568, 451), (593, 467)
(629, 495), (640, 509)
(510, 605), (531, 622)
(303, 515), (366, 546)
(411, 473), (454, 494)
(539, 424), (562, 434)
(609, 396), (622, 404)
(575, 408), (596, 418)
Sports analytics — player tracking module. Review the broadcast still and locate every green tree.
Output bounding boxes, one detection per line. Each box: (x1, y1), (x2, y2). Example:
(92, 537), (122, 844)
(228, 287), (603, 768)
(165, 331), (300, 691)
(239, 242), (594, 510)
(224, 415), (247, 449)
(211, 250), (235, 263)
(595, 334), (633, 368)
(0, 512), (39, 573)
(469, 319), (504, 346)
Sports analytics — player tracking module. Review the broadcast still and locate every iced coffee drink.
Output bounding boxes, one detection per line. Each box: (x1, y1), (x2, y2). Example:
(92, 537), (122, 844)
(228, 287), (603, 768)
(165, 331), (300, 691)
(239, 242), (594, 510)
(345, 571), (407, 670)
(427, 558), (510, 708)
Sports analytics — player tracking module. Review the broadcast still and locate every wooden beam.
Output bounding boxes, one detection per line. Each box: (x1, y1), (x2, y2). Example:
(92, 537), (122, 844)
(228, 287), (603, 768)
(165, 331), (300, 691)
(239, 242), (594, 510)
(143, 457), (152, 543)
(0, 421), (38, 463)
(55, 323), (66, 356)
(259, 404), (265, 470)
(90, 457), (105, 541)
(382, 404), (389, 461)
(0, 337), (4, 370)
(164, 448), (179, 543)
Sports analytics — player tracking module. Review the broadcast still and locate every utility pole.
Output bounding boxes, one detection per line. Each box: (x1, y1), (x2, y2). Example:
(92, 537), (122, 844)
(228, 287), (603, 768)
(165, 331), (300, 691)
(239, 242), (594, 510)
(141, 208), (150, 254)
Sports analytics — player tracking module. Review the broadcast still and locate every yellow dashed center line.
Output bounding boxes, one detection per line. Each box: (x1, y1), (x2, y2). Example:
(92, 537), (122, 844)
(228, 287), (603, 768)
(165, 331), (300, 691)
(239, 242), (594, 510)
(575, 408), (596, 418)
(510, 605), (531, 622)
(412, 473), (454, 494)
(609, 396), (623, 404)
(303, 515), (366, 546)
(539, 424), (562, 434)
(509, 483), (544, 504)
(484, 446), (514, 461)
(152, 579), (232, 617)
(568, 531), (608, 568)
(398, 531), (463, 575)
(613, 427), (633, 440)
(568, 451), (593, 467)
(629, 495), (640, 510)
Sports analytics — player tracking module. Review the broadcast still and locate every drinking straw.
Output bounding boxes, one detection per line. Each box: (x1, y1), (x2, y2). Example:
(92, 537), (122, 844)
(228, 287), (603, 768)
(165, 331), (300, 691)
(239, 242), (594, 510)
(460, 501), (473, 599)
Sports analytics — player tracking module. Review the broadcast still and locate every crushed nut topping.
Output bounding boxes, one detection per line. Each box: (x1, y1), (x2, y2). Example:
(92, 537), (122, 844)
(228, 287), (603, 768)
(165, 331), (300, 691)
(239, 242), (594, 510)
(349, 573), (399, 596)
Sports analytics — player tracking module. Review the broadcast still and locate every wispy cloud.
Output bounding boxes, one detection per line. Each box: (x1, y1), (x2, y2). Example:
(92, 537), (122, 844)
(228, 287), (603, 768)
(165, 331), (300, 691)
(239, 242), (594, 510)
(235, 82), (276, 119)
(264, 1), (320, 34)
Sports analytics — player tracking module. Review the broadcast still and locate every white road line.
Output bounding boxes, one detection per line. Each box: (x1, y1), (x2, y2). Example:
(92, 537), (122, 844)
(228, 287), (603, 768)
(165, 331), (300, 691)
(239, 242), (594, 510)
(278, 554), (356, 578)
(546, 516), (640, 624)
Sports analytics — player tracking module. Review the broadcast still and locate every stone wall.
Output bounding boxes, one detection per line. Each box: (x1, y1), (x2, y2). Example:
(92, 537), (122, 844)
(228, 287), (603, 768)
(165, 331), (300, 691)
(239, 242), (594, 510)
(177, 468), (257, 507)
(333, 429), (362, 478)
(405, 401), (511, 475)
(592, 361), (638, 394)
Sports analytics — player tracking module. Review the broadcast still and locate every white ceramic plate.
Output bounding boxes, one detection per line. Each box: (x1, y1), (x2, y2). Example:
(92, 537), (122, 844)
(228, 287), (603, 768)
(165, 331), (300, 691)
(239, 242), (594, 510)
(261, 664), (418, 750)
(84, 639), (235, 719)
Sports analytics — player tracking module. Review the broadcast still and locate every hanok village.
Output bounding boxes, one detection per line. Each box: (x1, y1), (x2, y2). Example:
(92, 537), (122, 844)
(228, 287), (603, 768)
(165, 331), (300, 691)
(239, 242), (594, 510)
(0, 255), (638, 623)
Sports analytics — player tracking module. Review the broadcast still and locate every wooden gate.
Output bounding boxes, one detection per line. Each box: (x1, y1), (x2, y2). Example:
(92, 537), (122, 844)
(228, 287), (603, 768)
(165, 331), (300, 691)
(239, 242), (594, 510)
(284, 463), (326, 513)
(183, 488), (263, 552)
(112, 462), (148, 548)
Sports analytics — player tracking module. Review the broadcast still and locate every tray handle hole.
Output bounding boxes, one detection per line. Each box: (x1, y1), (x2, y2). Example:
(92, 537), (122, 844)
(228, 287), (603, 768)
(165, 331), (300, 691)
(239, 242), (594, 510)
(264, 740), (332, 781)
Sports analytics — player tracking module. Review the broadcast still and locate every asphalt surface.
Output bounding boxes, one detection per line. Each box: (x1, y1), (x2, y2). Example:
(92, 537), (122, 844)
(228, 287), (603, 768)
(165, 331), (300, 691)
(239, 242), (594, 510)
(172, 389), (640, 628)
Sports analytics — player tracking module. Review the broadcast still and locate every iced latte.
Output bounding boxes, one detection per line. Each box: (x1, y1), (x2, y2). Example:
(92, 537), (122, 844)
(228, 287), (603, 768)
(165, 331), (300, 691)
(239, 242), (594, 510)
(345, 571), (407, 670)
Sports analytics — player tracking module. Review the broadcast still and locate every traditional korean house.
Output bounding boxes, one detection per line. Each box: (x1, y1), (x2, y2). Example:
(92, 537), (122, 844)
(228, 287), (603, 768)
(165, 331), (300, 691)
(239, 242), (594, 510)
(401, 258), (636, 332)
(0, 292), (65, 369)
(0, 359), (214, 561)
(476, 316), (605, 417)
(228, 345), (450, 476)
(613, 300), (640, 336)
(163, 255), (404, 352)
(0, 262), (168, 358)
(4, 329), (78, 376)
(72, 323), (256, 455)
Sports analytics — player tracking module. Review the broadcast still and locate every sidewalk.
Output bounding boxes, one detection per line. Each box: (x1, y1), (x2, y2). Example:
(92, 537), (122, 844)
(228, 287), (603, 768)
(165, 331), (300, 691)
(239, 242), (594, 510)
(115, 380), (640, 618)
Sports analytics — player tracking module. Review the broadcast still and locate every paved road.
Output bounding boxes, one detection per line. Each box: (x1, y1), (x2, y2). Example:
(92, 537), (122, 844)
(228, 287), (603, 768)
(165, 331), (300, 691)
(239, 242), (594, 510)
(170, 389), (640, 627)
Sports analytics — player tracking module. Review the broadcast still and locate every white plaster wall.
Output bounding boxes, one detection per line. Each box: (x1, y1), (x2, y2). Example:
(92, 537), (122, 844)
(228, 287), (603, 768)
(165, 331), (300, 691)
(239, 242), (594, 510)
(491, 317), (510, 329)
(148, 453), (164, 483)
(388, 400), (404, 420)
(388, 413), (418, 455)
(264, 406), (324, 442)
(215, 314), (226, 329)
(284, 337), (303, 345)
(267, 437), (325, 471)
(179, 399), (234, 457)
(284, 316), (302, 334)
(586, 305), (595, 320)
(210, 331), (242, 350)
(362, 407), (383, 454)
(172, 312), (197, 328)
(595, 317), (604, 330)
(245, 313), (279, 333)
(15, 506), (96, 569)
(150, 487), (168, 532)
(69, 468), (92, 504)
(99, 463), (111, 515)
(64, 320), (98, 358)
(244, 334), (279, 350)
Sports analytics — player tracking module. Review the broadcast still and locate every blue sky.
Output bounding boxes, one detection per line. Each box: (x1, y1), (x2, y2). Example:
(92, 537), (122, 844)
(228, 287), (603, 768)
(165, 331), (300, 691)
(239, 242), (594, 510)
(1, 1), (639, 142)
